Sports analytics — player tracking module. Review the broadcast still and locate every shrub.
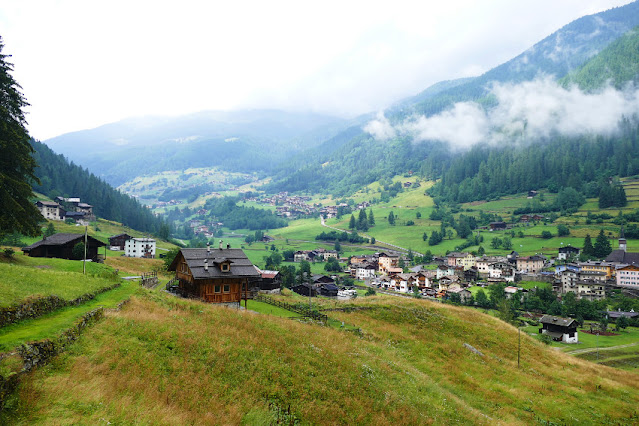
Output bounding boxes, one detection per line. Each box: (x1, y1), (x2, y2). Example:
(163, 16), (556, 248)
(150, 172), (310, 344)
(541, 231), (553, 239)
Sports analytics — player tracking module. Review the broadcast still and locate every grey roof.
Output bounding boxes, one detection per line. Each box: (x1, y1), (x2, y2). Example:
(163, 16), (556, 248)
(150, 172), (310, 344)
(605, 250), (639, 265)
(36, 200), (60, 207)
(540, 315), (576, 327)
(22, 233), (105, 251)
(171, 248), (260, 279)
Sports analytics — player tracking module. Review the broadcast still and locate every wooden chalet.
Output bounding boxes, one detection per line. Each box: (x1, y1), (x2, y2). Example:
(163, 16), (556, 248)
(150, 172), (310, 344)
(292, 283), (317, 297)
(108, 233), (132, 250)
(22, 233), (106, 261)
(539, 315), (578, 343)
(168, 245), (260, 304)
(319, 283), (339, 297)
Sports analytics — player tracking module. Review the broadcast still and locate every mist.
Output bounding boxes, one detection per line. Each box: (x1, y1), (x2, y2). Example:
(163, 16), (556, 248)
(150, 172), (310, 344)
(365, 77), (639, 148)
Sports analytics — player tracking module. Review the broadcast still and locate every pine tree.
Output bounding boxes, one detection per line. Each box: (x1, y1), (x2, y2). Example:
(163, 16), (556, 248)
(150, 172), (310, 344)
(357, 209), (368, 231)
(368, 209), (375, 226)
(349, 214), (356, 229)
(594, 229), (612, 259)
(388, 211), (395, 225)
(583, 234), (595, 258)
(0, 37), (42, 238)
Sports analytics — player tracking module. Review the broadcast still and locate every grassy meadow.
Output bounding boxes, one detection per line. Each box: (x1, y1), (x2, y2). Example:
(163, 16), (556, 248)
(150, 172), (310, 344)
(3, 292), (638, 424)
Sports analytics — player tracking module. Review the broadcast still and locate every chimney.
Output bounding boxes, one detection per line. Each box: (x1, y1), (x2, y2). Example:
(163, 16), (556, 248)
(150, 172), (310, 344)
(207, 242), (210, 254)
(204, 258), (208, 271)
(219, 240), (223, 249)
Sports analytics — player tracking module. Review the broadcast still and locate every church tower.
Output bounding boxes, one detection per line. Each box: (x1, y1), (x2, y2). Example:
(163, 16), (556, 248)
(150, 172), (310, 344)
(619, 226), (627, 252)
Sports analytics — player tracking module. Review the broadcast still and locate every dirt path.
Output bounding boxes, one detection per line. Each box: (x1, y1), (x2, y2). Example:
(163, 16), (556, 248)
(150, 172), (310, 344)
(565, 341), (639, 355)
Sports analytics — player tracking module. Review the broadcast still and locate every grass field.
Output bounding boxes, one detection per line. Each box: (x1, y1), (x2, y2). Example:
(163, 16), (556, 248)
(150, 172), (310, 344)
(3, 292), (638, 424)
(0, 281), (138, 352)
(0, 257), (121, 308)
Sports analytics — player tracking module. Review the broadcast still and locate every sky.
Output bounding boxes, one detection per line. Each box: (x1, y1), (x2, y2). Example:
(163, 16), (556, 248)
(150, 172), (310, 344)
(0, 0), (634, 140)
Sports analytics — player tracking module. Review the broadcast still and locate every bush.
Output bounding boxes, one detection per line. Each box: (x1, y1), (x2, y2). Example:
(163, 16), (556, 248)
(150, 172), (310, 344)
(537, 333), (553, 345)
(557, 224), (570, 237)
(365, 288), (376, 296)
(3, 248), (15, 258)
(541, 231), (553, 239)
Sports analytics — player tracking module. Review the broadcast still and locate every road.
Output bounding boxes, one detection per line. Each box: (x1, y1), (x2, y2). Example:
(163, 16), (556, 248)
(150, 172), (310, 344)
(564, 341), (639, 356)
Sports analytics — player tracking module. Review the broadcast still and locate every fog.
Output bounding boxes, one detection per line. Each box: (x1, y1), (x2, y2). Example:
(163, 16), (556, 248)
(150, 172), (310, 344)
(366, 78), (639, 148)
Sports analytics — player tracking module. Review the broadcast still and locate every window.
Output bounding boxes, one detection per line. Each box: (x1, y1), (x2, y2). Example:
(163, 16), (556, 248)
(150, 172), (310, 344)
(215, 285), (221, 293)
(223, 284), (230, 293)
(221, 263), (230, 272)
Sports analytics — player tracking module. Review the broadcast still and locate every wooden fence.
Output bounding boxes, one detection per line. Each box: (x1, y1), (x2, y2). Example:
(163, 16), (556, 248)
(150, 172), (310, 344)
(254, 294), (328, 323)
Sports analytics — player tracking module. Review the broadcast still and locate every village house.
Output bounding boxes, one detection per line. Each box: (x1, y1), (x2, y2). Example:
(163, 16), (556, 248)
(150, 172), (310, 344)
(616, 264), (639, 288)
(576, 281), (606, 301)
(22, 233), (106, 261)
(168, 243), (260, 304)
(35, 200), (64, 221)
(125, 237), (156, 258)
(436, 264), (464, 280)
(256, 269), (281, 293)
(446, 286), (472, 303)
(488, 262), (516, 282)
(579, 260), (615, 280)
(352, 262), (377, 280)
(438, 275), (460, 291)
(539, 315), (578, 343)
(558, 246), (580, 260)
(476, 256), (507, 275)
(108, 233), (132, 250)
(378, 253), (399, 274)
(516, 255), (545, 274)
(489, 221), (508, 231)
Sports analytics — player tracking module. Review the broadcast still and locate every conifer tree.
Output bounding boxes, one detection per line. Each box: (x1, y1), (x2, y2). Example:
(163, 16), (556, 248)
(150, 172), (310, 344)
(0, 37), (41, 238)
(388, 211), (395, 225)
(594, 229), (612, 259)
(357, 209), (368, 231)
(349, 214), (356, 229)
(582, 234), (595, 258)
(368, 209), (375, 226)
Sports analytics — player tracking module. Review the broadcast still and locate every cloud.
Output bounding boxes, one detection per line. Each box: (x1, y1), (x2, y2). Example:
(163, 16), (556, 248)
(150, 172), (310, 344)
(363, 112), (396, 140)
(365, 77), (639, 148)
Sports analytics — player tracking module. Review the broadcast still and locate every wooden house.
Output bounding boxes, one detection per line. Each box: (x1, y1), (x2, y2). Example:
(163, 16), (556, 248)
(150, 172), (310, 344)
(292, 283), (317, 297)
(489, 221), (507, 230)
(22, 233), (106, 261)
(108, 233), (132, 250)
(319, 283), (339, 297)
(168, 245), (260, 304)
(539, 315), (578, 343)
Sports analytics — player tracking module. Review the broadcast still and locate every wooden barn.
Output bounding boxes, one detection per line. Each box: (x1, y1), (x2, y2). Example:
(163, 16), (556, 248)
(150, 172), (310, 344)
(22, 233), (106, 260)
(168, 244), (260, 304)
(108, 233), (132, 250)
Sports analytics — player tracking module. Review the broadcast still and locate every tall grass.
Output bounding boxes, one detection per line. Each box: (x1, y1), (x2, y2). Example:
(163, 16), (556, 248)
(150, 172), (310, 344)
(5, 293), (638, 424)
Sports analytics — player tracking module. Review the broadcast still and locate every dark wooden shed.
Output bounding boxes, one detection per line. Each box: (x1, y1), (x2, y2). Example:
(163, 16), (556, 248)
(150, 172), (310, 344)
(22, 233), (106, 261)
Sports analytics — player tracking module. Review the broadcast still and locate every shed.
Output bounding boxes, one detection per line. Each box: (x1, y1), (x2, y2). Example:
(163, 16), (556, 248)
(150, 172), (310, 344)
(22, 233), (106, 261)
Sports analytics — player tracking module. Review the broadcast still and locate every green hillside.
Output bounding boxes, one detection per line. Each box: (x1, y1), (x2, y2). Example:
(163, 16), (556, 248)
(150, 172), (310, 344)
(564, 26), (639, 90)
(3, 291), (638, 424)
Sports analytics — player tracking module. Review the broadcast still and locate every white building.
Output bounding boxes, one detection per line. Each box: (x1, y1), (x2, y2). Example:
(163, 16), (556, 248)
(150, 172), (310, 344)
(35, 200), (63, 221)
(125, 237), (156, 258)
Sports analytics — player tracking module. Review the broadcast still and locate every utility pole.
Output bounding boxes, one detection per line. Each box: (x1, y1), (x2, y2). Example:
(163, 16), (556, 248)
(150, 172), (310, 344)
(83, 225), (87, 274)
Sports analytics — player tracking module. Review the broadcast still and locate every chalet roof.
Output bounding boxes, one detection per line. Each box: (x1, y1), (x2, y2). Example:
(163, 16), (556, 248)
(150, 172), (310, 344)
(311, 274), (334, 283)
(606, 310), (638, 319)
(77, 202), (92, 208)
(36, 200), (60, 207)
(260, 270), (280, 279)
(109, 233), (132, 240)
(558, 246), (580, 253)
(605, 250), (639, 265)
(22, 233), (105, 251)
(540, 315), (576, 328)
(169, 248), (260, 279)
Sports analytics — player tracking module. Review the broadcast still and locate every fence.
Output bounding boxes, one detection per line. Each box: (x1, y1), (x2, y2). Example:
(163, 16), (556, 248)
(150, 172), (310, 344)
(254, 294), (328, 323)
(141, 271), (158, 288)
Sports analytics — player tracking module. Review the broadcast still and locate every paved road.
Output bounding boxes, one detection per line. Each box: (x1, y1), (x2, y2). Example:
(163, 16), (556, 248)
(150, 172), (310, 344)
(565, 341), (639, 355)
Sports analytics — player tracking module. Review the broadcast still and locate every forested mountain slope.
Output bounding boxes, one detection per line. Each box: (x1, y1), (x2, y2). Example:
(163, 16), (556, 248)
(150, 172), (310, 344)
(30, 140), (164, 234)
(267, 2), (639, 197)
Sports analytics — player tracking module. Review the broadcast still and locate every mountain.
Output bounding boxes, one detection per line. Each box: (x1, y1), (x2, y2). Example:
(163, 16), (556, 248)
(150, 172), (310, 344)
(44, 110), (347, 186)
(267, 1), (639, 196)
(30, 140), (165, 235)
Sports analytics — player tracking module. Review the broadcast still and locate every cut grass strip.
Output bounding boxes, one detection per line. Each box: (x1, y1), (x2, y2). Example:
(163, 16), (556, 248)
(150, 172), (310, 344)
(0, 281), (138, 352)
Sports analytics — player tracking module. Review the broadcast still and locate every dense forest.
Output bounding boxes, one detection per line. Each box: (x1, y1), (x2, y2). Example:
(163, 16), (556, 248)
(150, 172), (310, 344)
(202, 196), (287, 230)
(30, 140), (165, 234)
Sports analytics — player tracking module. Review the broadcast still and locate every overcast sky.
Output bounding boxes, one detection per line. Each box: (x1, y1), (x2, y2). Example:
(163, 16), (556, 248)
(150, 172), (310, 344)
(0, 0), (633, 140)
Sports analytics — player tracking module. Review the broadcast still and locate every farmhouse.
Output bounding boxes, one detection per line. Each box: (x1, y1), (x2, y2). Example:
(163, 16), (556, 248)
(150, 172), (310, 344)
(516, 255), (545, 274)
(125, 237), (156, 258)
(557, 246), (580, 260)
(168, 244), (260, 304)
(35, 200), (64, 221)
(108, 233), (132, 250)
(539, 315), (578, 343)
(22, 233), (106, 261)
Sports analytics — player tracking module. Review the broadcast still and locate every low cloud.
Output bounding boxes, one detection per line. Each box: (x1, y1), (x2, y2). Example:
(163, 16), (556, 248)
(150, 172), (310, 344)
(365, 77), (639, 148)
(363, 112), (396, 140)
